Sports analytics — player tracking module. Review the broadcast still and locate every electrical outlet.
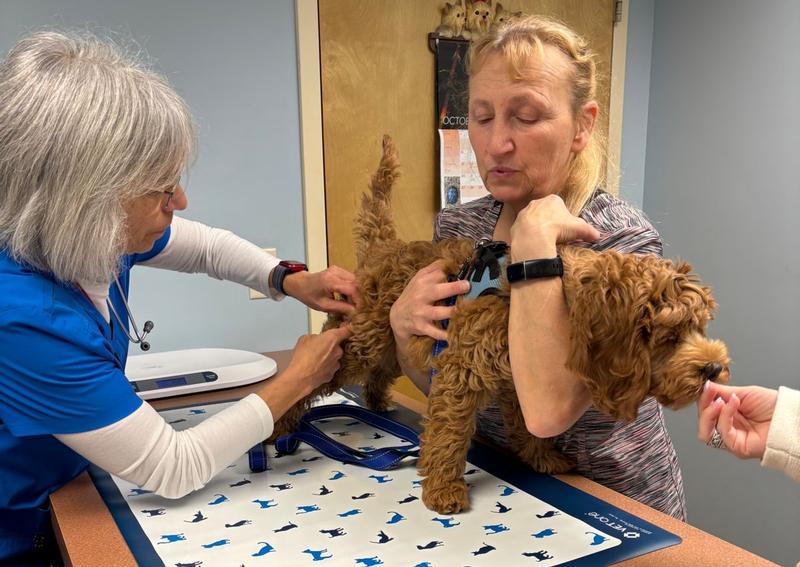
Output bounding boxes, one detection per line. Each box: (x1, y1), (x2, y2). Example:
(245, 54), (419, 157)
(249, 247), (277, 300)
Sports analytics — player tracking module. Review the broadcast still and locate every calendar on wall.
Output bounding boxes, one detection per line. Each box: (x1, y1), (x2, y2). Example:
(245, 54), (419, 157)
(432, 36), (490, 208)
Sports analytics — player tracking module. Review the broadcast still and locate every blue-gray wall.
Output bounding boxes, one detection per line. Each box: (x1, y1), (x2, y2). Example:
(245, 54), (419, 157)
(631, 1), (800, 565)
(618, 0), (654, 209)
(0, 0), (311, 355)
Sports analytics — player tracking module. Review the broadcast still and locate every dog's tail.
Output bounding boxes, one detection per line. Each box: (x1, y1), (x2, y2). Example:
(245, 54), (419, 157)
(355, 135), (400, 267)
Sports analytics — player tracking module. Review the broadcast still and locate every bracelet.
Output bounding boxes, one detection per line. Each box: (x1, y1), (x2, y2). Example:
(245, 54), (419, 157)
(506, 257), (563, 283)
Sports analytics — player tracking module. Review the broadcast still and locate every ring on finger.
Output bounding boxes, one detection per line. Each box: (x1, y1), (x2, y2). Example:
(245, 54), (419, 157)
(706, 429), (727, 449)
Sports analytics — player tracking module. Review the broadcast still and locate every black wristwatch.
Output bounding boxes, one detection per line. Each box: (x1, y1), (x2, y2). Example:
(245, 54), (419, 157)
(271, 260), (308, 295)
(506, 257), (563, 283)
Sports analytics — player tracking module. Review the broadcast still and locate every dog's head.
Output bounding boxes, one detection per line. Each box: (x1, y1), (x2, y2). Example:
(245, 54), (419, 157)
(564, 247), (730, 422)
(466, 0), (494, 35)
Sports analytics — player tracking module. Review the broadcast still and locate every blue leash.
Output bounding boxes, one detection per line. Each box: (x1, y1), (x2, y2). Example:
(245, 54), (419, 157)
(250, 404), (420, 472)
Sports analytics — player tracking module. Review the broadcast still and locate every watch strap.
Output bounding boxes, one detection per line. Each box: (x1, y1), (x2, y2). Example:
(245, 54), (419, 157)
(506, 257), (563, 283)
(271, 261), (307, 296)
(271, 263), (291, 295)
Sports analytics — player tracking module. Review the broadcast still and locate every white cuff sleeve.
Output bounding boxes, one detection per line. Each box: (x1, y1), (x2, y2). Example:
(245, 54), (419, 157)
(55, 394), (274, 498)
(761, 386), (800, 482)
(140, 216), (282, 300)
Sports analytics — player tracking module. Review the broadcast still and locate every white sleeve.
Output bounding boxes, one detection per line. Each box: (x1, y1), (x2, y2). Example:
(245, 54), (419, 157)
(140, 215), (283, 300)
(761, 386), (800, 483)
(55, 394), (274, 499)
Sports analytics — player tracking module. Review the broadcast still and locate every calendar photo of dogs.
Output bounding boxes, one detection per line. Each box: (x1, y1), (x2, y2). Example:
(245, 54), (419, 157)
(270, 135), (731, 515)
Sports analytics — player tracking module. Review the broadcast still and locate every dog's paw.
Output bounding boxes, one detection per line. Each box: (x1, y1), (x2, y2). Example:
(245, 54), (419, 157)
(421, 477), (470, 514)
(363, 391), (394, 414)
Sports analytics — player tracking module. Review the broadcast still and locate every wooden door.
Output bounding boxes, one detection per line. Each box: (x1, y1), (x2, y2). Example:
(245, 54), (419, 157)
(318, 0), (617, 400)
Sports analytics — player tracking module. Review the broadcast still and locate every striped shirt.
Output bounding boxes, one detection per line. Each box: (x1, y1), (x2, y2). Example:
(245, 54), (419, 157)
(434, 191), (687, 520)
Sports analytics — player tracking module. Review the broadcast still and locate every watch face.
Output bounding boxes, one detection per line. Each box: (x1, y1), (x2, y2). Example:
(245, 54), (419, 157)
(279, 260), (308, 273)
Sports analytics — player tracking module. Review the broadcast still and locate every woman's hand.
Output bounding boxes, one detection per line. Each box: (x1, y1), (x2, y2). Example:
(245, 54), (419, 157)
(283, 265), (361, 317)
(258, 325), (352, 420)
(284, 325), (353, 391)
(389, 260), (470, 343)
(510, 194), (600, 260)
(697, 382), (778, 459)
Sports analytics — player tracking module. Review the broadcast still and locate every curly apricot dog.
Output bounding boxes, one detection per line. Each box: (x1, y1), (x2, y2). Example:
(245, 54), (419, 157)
(271, 136), (730, 515)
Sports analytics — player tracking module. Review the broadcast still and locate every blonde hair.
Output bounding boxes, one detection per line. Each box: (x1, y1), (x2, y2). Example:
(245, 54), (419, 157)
(0, 30), (196, 283)
(468, 15), (605, 214)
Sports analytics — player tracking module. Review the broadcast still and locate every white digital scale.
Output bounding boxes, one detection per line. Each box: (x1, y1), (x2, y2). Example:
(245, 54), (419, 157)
(126, 348), (277, 400)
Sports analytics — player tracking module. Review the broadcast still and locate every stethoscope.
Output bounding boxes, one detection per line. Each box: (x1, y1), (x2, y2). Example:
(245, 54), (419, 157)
(106, 276), (154, 351)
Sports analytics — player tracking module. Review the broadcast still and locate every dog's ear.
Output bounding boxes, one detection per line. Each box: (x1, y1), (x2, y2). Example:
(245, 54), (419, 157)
(565, 250), (653, 422)
(650, 261), (716, 335)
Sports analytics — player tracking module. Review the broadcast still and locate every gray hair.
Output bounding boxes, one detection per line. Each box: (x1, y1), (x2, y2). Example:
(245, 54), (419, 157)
(0, 30), (196, 283)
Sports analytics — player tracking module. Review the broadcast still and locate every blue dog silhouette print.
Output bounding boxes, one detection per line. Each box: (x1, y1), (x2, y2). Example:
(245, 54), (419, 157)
(483, 523), (510, 535)
(369, 474), (392, 484)
(140, 508), (165, 517)
(252, 498), (277, 509)
(297, 504), (321, 514)
(498, 484), (517, 497)
(432, 517), (460, 528)
(201, 539), (229, 549)
(156, 533), (185, 544)
(273, 522), (298, 533)
(586, 531), (608, 545)
(532, 528), (558, 538)
(355, 557), (383, 566)
(251, 542), (275, 557)
(386, 511), (405, 524)
(208, 494), (228, 505)
(338, 508), (361, 517)
(303, 548), (332, 561)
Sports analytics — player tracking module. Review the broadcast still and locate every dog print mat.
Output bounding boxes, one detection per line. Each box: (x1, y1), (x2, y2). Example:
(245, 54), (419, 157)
(90, 391), (681, 566)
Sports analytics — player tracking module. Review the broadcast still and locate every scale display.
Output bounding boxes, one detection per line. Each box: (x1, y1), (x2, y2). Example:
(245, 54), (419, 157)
(131, 371), (218, 393)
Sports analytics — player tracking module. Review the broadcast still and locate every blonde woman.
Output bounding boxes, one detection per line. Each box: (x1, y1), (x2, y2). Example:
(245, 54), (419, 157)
(390, 15), (687, 519)
(0, 31), (355, 564)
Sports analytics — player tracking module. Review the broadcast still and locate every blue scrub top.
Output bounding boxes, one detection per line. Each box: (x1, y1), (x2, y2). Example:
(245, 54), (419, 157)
(0, 229), (170, 560)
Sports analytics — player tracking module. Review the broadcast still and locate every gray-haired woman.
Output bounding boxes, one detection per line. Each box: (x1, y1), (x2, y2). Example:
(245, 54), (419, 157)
(0, 31), (355, 564)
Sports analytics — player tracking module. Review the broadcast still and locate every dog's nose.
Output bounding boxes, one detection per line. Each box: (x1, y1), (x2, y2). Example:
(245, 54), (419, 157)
(701, 362), (723, 382)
